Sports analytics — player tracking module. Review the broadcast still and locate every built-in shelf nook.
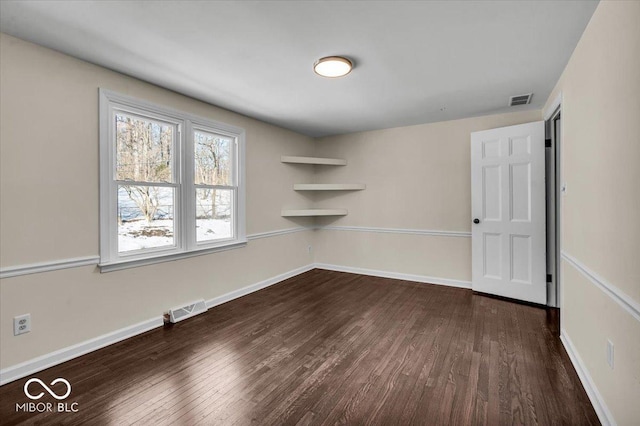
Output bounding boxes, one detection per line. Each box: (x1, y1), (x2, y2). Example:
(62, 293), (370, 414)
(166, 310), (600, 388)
(280, 155), (347, 166)
(281, 209), (348, 217)
(281, 155), (365, 217)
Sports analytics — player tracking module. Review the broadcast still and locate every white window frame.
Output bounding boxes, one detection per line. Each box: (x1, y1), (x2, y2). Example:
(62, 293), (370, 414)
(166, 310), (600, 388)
(99, 89), (246, 272)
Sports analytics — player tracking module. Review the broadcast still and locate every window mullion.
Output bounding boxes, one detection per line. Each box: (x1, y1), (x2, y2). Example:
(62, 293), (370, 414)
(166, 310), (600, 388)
(183, 120), (196, 251)
(174, 123), (183, 252)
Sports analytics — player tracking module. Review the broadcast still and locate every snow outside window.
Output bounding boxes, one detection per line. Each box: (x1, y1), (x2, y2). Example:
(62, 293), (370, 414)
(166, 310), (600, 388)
(99, 90), (246, 271)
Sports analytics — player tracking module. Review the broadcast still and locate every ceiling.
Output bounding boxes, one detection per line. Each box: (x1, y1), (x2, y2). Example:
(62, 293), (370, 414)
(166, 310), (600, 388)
(0, 1), (598, 137)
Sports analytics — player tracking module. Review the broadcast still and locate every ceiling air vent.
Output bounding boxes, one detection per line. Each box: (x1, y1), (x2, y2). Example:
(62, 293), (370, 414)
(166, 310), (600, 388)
(509, 93), (533, 106)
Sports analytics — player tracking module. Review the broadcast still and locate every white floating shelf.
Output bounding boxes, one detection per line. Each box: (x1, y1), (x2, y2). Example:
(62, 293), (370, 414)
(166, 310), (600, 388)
(293, 183), (366, 191)
(281, 209), (348, 217)
(281, 155), (347, 166)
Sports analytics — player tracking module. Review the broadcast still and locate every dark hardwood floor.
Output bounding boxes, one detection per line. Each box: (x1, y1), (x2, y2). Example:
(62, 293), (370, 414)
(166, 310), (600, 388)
(0, 269), (599, 425)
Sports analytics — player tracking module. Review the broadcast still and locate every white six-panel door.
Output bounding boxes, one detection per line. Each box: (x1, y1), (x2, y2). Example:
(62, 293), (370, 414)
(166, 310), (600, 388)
(471, 121), (546, 304)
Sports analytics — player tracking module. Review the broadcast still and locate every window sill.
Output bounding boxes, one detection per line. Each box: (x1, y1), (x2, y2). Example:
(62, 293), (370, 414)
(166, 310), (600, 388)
(98, 239), (248, 273)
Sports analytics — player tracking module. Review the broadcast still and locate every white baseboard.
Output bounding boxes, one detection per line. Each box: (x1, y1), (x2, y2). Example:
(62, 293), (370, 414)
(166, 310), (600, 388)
(205, 264), (315, 309)
(0, 317), (163, 386)
(0, 263), (315, 386)
(0, 259), (615, 426)
(560, 330), (616, 426)
(314, 263), (472, 289)
(0, 263), (467, 386)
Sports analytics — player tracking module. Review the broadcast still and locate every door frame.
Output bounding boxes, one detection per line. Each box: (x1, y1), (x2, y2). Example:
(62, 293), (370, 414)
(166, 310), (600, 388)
(544, 92), (563, 309)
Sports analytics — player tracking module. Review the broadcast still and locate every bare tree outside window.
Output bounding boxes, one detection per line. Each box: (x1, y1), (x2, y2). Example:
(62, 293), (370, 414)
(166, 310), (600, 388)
(194, 131), (233, 242)
(115, 114), (176, 251)
(194, 131), (231, 217)
(116, 114), (173, 222)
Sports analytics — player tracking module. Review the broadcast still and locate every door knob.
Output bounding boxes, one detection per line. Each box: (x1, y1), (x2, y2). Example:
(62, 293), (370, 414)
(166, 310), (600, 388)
(473, 218), (480, 224)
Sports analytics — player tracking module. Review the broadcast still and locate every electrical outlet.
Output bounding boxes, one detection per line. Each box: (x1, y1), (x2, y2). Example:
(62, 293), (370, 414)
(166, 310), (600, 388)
(14, 314), (31, 336)
(606, 340), (614, 369)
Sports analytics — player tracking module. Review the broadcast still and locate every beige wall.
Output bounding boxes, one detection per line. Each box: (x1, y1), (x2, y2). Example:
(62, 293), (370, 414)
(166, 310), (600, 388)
(0, 33), (316, 368)
(561, 261), (640, 425)
(546, 0), (640, 302)
(544, 1), (640, 424)
(1, 3), (638, 422)
(313, 110), (540, 282)
(0, 32), (541, 370)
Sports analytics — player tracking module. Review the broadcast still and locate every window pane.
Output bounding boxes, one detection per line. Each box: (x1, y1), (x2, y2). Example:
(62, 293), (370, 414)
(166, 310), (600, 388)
(116, 114), (174, 183)
(194, 131), (232, 186)
(118, 185), (175, 252)
(196, 188), (233, 242)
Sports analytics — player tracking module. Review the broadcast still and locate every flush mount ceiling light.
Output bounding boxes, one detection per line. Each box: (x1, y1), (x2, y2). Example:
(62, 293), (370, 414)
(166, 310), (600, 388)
(313, 56), (353, 78)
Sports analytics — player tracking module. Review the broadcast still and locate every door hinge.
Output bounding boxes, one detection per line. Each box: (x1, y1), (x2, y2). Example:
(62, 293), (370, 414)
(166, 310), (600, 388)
(547, 273), (553, 282)
(545, 138), (552, 148)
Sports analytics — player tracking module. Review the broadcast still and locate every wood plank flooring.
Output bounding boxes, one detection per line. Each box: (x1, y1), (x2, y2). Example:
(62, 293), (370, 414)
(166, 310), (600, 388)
(0, 269), (599, 425)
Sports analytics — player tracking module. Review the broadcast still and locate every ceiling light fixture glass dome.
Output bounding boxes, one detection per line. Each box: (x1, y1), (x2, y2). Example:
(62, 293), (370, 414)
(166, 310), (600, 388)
(313, 56), (353, 78)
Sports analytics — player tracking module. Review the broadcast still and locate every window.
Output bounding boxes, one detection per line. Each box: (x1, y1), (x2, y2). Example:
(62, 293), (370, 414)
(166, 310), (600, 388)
(99, 90), (245, 271)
